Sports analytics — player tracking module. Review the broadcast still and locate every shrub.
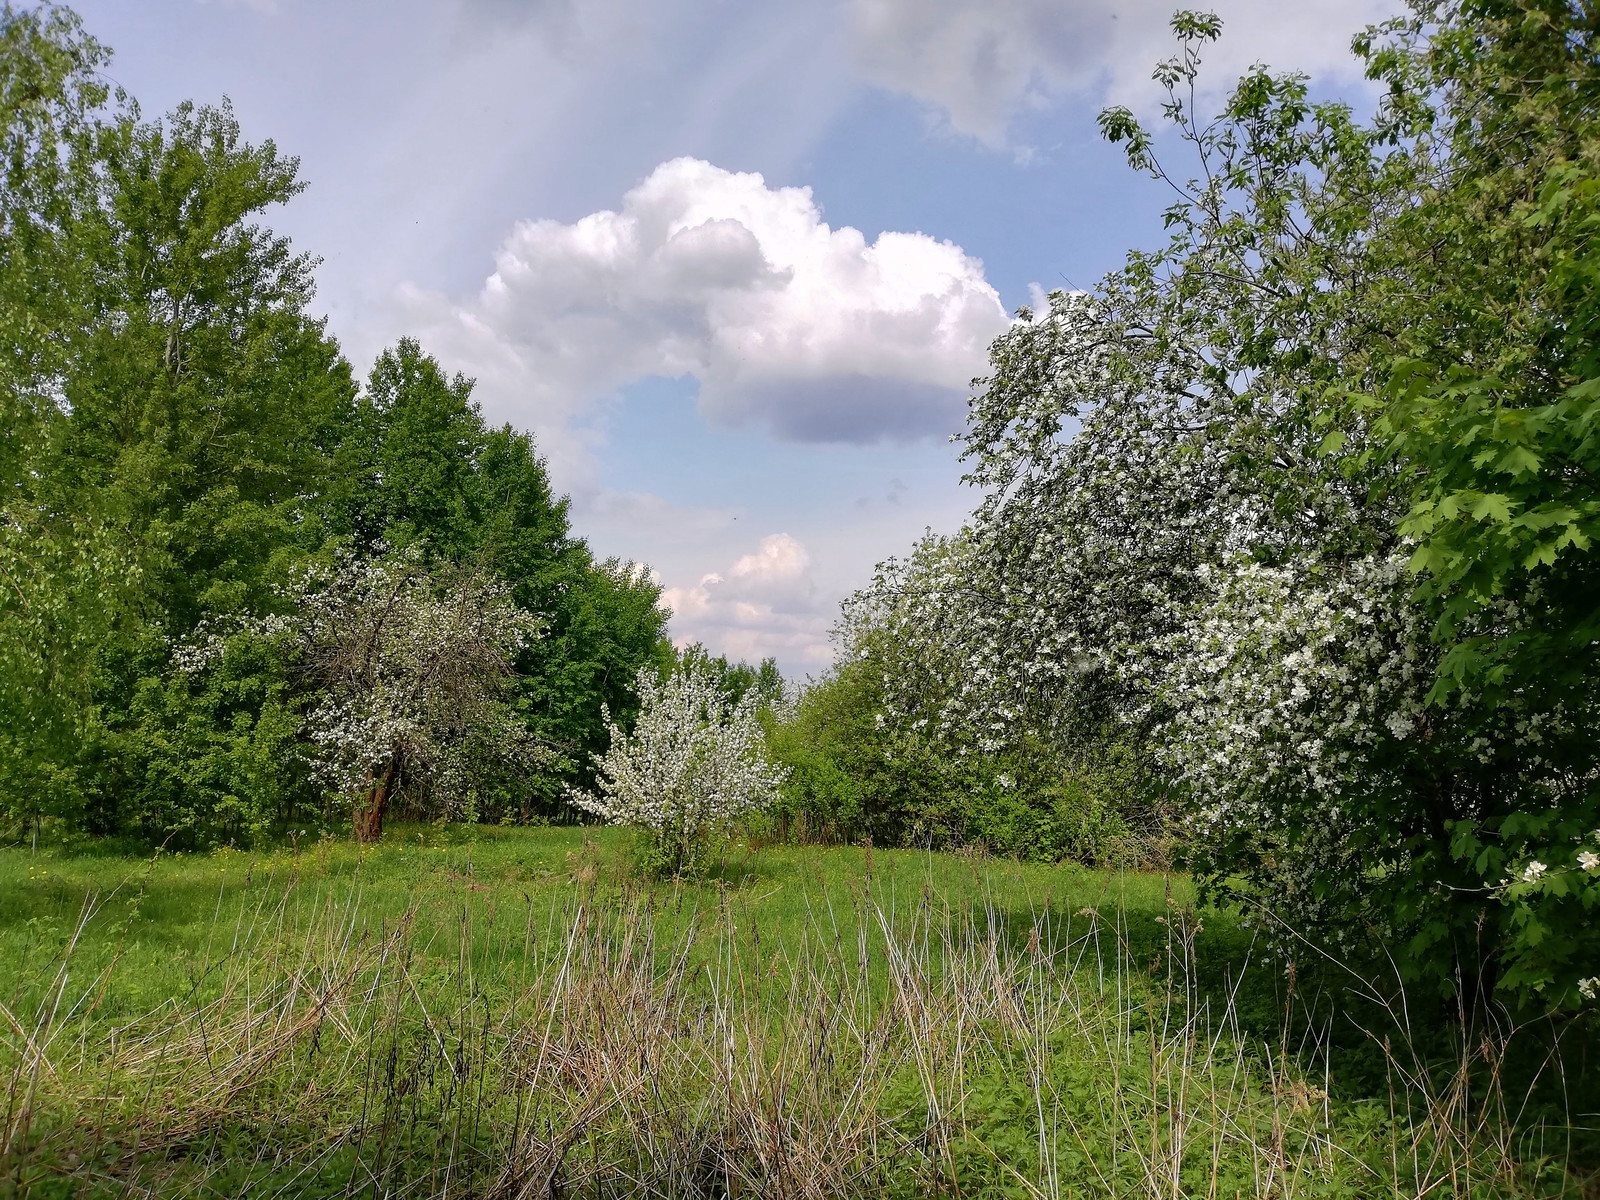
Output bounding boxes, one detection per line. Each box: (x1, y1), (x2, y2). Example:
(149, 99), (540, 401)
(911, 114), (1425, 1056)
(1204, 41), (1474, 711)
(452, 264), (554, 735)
(572, 662), (786, 877)
(767, 661), (1158, 863)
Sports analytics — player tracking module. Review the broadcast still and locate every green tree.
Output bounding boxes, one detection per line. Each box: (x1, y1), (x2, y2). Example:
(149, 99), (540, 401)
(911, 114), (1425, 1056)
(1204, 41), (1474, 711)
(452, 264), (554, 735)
(63, 99), (355, 841)
(0, 12), (356, 839)
(1363, 0), (1600, 1002)
(325, 339), (673, 815)
(57, 98), (354, 625)
(328, 338), (483, 556)
(1, 7), (140, 831)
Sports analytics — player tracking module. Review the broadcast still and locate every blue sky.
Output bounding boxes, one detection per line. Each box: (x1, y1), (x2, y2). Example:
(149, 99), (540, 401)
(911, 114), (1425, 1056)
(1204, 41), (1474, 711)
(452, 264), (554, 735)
(71, 0), (1401, 673)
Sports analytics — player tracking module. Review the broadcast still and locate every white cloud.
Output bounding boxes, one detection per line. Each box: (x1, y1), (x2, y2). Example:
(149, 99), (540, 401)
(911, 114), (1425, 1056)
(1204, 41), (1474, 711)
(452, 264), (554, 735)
(661, 533), (835, 669)
(848, 0), (1404, 146)
(400, 156), (1009, 479)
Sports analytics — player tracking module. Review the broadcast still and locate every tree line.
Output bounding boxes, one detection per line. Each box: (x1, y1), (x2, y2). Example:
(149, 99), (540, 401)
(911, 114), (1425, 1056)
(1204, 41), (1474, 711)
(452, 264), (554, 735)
(0, 7), (681, 845)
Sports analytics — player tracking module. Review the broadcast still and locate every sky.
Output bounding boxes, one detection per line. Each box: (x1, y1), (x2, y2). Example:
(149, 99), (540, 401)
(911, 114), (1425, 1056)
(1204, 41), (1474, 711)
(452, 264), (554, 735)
(70, 0), (1403, 675)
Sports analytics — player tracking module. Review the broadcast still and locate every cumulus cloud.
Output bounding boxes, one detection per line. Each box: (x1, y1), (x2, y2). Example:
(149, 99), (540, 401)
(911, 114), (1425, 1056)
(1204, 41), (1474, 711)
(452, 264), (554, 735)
(662, 533), (834, 669)
(401, 157), (1008, 474)
(848, 0), (1404, 146)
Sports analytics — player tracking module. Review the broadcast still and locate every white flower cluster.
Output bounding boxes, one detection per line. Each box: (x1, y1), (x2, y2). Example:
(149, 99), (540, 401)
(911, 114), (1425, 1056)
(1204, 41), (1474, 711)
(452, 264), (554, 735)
(852, 288), (1590, 944)
(1498, 830), (1600, 912)
(572, 662), (787, 870)
(843, 36), (1600, 987)
(1155, 555), (1426, 834)
(851, 290), (1387, 756)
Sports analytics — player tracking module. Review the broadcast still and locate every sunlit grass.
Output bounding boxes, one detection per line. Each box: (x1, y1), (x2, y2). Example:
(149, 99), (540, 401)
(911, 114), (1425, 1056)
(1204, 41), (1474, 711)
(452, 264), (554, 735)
(0, 826), (1578, 1197)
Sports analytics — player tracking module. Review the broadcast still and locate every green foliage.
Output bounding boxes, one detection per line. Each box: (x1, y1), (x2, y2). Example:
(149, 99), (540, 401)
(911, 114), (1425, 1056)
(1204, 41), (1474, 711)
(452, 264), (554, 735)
(26, 93), (354, 837)
(0, 13), (669, 842)
(1, 6), (136, 832)
(60, 98), (354, 624)
(1352, 2), (1600, 1005)
(91, 628), (311, 846)
(2, 66), (350, 834)
(768, 657), (1153, 862)
(765, 657), (913, 844)
(1370, 7), (1600, 709)
(326, 337), (483, 557)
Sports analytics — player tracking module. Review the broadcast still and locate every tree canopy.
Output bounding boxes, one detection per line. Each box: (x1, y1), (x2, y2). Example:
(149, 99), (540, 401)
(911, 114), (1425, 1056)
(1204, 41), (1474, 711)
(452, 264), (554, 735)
(852, 0), (1600, 1011)
(0, 6), (671, 845)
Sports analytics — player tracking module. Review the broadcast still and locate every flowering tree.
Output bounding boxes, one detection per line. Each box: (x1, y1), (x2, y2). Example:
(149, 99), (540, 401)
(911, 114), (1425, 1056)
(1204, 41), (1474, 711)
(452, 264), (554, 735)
(572, 662), (786, 876)
(287, 552), (553, 840)
(854, 8), (1600, 1008)
(180, 549), (554, 840)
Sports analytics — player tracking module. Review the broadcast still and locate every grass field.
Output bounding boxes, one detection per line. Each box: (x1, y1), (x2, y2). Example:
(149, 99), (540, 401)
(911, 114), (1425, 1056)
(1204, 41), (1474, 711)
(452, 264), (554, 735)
(0, 824), (1586, 1197)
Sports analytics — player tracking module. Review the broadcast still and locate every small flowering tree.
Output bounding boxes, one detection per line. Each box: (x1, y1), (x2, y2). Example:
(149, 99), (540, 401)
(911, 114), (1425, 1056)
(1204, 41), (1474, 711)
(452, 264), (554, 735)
(572, 662), (786, 876)
(178, 549), (555, 841)
(285, 551), (551, 841)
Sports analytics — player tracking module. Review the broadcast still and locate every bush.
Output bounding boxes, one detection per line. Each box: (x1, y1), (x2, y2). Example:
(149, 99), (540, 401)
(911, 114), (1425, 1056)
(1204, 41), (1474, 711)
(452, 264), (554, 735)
(573, 662), (787, 877)
(84, 628), (313, 848)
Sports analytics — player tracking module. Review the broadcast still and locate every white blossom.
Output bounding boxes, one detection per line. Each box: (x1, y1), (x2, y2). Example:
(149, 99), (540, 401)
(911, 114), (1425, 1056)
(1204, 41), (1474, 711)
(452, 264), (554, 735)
(847, 285), (1586, 950)
(571, 662), (787, 873)
(182, 545), (551, 824)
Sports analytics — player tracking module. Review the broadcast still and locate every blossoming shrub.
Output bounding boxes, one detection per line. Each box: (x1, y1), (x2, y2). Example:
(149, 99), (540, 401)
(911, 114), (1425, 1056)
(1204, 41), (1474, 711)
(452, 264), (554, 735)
(573, 663), (786, 877)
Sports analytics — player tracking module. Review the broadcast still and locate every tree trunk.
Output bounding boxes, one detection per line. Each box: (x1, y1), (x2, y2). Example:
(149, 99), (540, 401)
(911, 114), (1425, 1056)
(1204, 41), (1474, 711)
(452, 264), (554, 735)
(352, 753), (399, 844)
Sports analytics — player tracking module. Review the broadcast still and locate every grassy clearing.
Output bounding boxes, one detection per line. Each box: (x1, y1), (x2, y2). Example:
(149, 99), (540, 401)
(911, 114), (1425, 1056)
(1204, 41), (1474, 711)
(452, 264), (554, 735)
(0, 825), (1585, 1197)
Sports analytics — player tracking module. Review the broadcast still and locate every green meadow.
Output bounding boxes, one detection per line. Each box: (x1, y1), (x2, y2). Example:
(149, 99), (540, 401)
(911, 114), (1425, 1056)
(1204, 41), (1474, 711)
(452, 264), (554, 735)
(2, 828), (1583, 1197)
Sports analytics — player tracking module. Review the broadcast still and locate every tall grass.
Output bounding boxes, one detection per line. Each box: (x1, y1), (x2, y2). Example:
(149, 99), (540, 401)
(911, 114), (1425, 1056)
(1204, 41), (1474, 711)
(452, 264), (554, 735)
(0, 838), (1581, 1197)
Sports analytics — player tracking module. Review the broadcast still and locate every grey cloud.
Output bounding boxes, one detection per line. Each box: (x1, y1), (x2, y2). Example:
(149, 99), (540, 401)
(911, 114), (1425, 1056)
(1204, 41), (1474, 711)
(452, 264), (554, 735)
(718, 375), (968, 444)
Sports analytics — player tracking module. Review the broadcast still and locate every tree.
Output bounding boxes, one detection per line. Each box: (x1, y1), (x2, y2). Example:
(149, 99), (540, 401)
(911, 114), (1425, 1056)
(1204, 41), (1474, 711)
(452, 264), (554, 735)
(323, 339), (673, 811)
(0, 10), (674, 844)
(862, 5), (1600, 1008)
(1363, 0), (1600, 1002)
(0, 30), (357, 839)
(49, 97), (356, 837)
(573, 661), (786, 876)
(259, 550), (550, 841)
(0, 6), (134, 832)
(326, 338), (483, 557)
